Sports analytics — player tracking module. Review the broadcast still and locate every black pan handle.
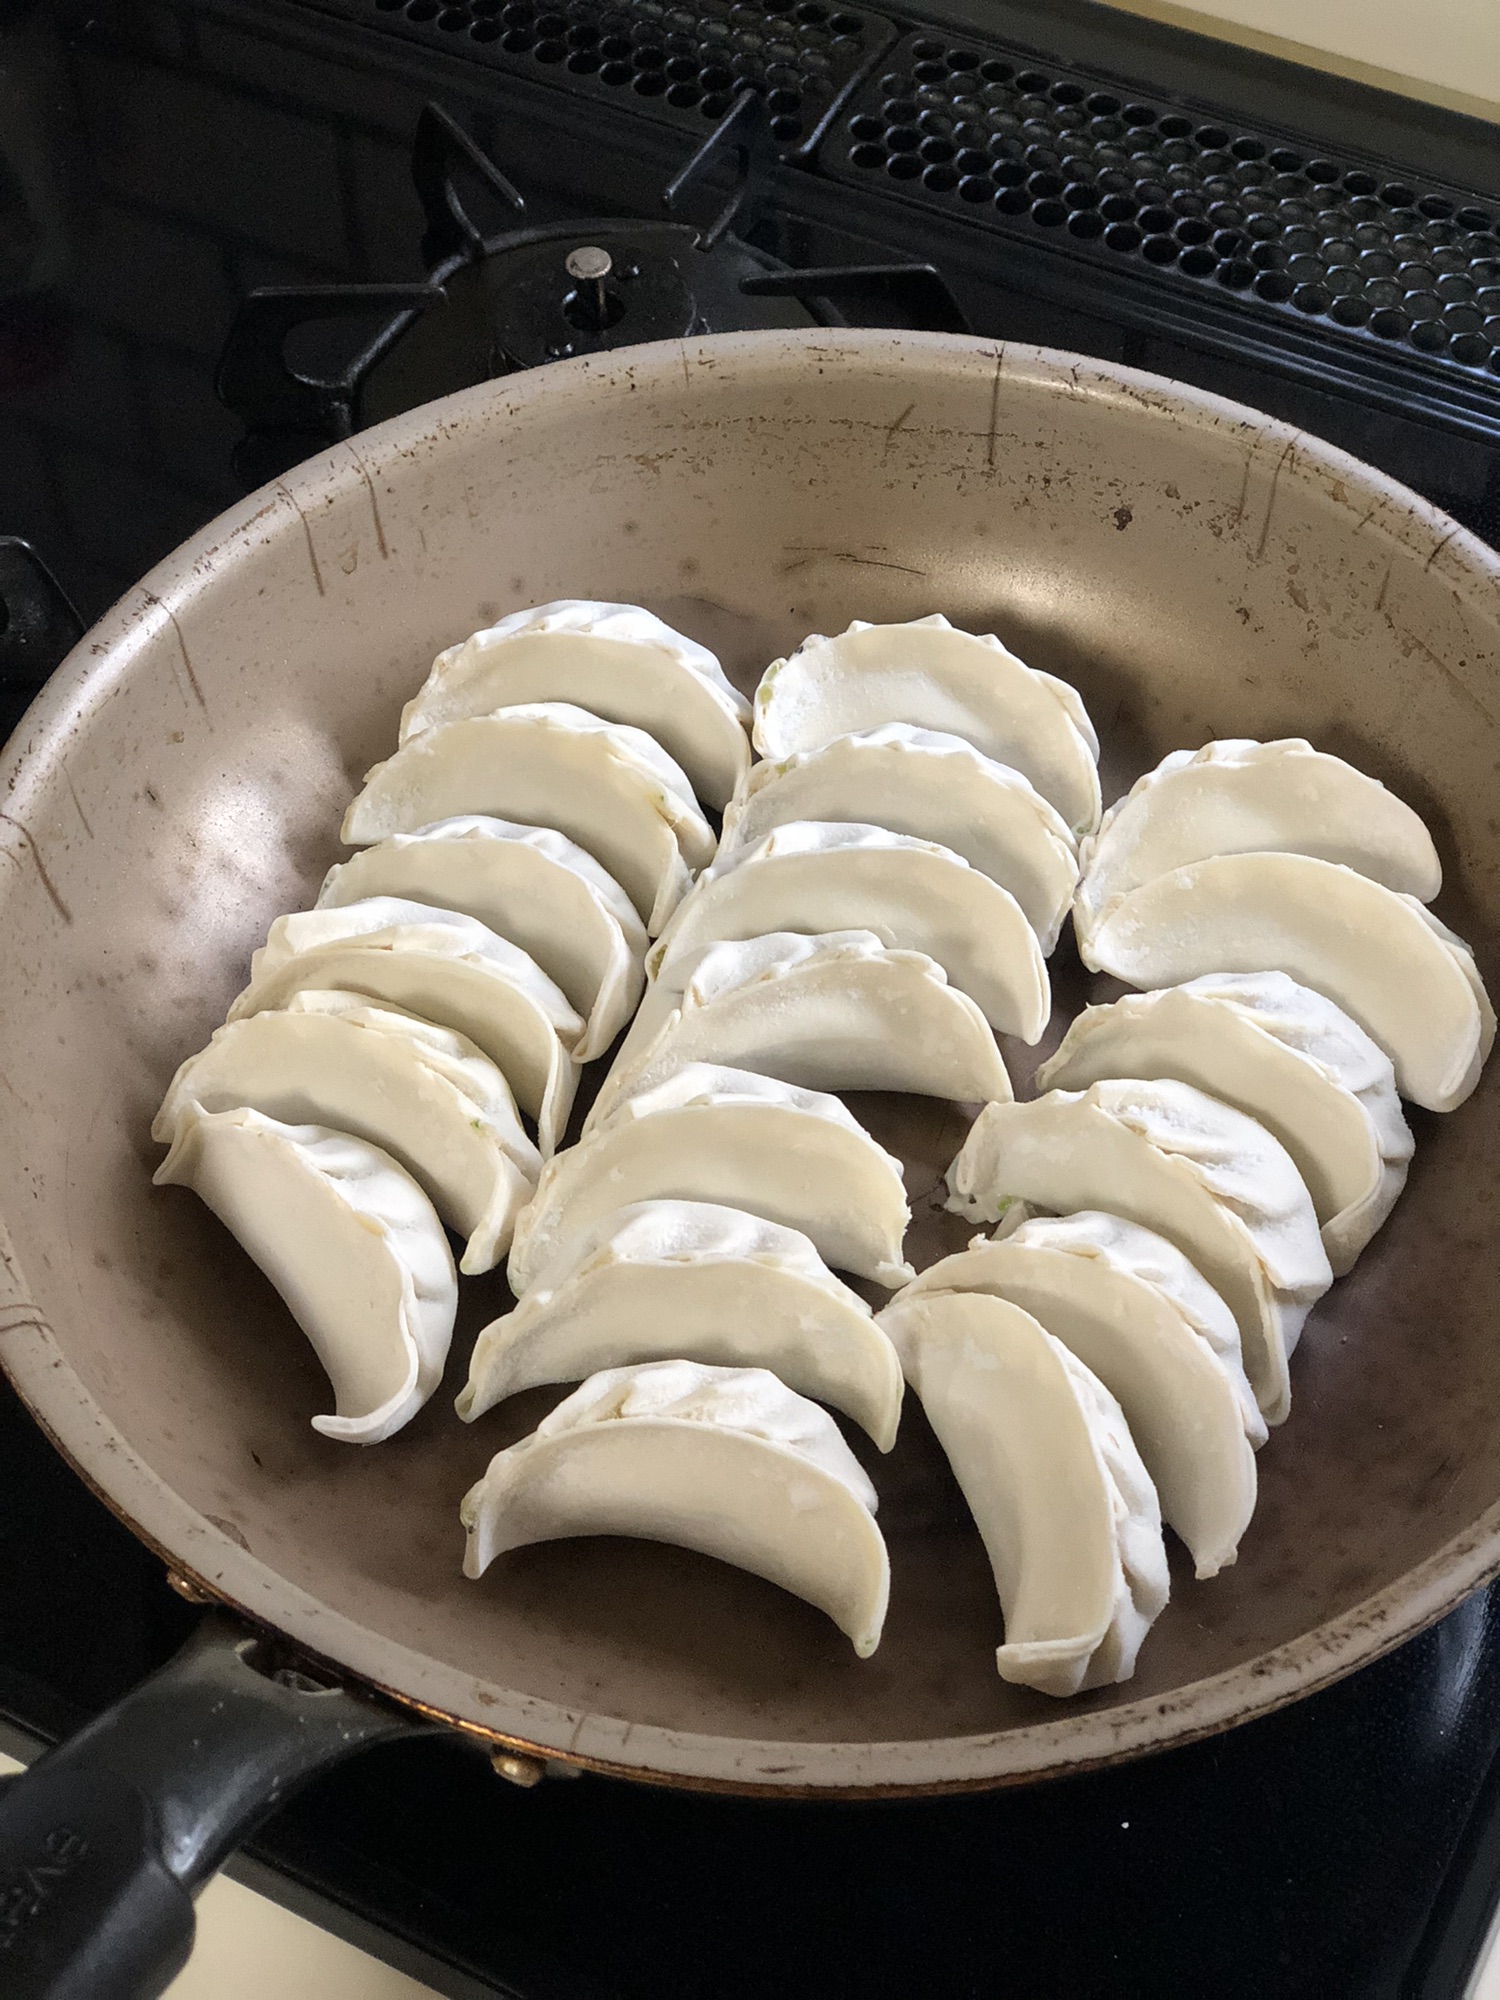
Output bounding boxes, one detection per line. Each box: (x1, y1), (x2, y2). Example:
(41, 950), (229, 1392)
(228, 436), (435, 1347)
(0, 1611), (439, 2000)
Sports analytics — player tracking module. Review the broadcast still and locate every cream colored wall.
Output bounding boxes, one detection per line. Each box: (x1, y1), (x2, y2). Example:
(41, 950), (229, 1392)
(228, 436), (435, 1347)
(1094, 0), (1500, 122)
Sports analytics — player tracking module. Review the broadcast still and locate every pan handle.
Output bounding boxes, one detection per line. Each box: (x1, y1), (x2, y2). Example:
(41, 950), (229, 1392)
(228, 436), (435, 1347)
(0, 1610), (438, 2000)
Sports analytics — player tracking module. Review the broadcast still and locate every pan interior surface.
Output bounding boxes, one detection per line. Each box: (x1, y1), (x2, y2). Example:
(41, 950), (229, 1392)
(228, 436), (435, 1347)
(1, 331), (1498, 1793)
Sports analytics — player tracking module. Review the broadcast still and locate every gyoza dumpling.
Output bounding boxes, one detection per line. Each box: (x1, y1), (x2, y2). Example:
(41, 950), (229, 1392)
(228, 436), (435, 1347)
(1038, 974), (1413, 1274)
(341, 703), (716, 934)
(1078, 853), (1494, 1114)
(752, 616), (1101, 834)
(459, 1200), (903, 1449)
(879, 1290), (1168, 1695)
(946, 1080), (1333, 1425)
(153, 991), (541, 1274)
(318, 817), (646, 1062)
(508, 1063), (913, 1295)
(585, 930), (1012, 1136)
(155, 1106), (455, 1443)
(399, 601), (751, 809)
(896, 1211), (1262, 1579)
(1074, 739), (1440, 951)
(226, 898), (582, 1155)
(646, 823), (1049, 1041)
(718, 725), (1080, 951)
(461, 1360), (890, 1657)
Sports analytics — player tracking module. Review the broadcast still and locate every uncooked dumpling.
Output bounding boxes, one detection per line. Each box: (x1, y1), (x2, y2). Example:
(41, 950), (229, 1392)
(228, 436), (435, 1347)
(1038, 974), (1413, 1274)
(897, 1211), (1261, 1579)
(398, 601), (751, 809)
(459, 1199), (903, 1449)
(1079, 852), (1493, 1114)
(153, 990), (540, 1274)
(508, 1063), (913, 1295)
(227, 898), (582, 1155)
(155, 1105), (455, 1443)
(461, 1360), (890, 1657)
(586, 930), (1012, 1135)
(752, 616), (1101, 834)
(946, 1079), (1333, 1425)
(646, 822), (1049, 1040)
(318, 816), (646, 1061)
(718, 725), (1079, 950)
(1074, 738), (1440, 951)
(341, 703), (715, 934)
(879, 1290), (1169, 1695)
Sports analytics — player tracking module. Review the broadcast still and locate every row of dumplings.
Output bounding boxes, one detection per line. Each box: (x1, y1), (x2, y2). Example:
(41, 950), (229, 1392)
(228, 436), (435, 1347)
(153, 602), (755, 1437)
(462, 614), (1114, 1668)
(909, 735), (1493, 1693)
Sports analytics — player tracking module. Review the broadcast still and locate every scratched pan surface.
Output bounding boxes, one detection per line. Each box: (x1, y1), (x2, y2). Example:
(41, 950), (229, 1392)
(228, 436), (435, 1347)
(2, 331), (1499, 1793)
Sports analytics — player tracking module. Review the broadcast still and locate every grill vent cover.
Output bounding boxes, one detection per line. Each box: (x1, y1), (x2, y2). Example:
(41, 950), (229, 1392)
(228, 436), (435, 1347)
(314, 0), (895, 153)
(827, 32), (1500, 379)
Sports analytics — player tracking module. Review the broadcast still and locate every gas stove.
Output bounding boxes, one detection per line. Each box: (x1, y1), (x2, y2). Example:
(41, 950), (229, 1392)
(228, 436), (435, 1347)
(4, 2), (1500, 1994)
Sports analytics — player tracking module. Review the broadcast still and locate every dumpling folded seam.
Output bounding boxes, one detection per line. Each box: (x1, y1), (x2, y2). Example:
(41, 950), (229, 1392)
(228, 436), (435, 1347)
(459, 1198), (904, 1448)
(460, 1360), (891, 1657)
(946, 1078), (1332, 1425)
(397, 600), (751, 809)
(897, 1210), (1262, 1579)
(155, 1105), (456, 1444)
(880, 1290), (1169, 1695)
(508, 1062), (914, 1295)
(587, 929), (1012, 1134)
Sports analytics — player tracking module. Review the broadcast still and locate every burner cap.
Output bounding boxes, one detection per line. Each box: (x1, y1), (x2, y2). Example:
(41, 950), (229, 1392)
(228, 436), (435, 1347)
(488, 225), (704, 368)
(564, 246), (614, 284)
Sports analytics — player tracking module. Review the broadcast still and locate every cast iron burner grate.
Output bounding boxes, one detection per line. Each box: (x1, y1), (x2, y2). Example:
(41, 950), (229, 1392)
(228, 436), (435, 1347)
(302, 0), (896, 155)
(216, 100), (967, 483)
(828, 32), (1500, 383)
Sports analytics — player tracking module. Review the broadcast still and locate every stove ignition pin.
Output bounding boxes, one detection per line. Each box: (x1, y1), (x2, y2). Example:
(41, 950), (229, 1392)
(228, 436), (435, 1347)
(565, 245), (615, 332)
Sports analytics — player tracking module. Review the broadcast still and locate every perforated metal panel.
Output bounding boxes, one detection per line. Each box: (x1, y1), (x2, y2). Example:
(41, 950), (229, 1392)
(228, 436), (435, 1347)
(825, 32), (1500, 381)
(307, 0), (896, 153)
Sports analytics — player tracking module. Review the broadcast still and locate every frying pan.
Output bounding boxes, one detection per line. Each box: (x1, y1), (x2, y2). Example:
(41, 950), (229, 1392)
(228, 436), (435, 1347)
(2, 330), (1499, 1997)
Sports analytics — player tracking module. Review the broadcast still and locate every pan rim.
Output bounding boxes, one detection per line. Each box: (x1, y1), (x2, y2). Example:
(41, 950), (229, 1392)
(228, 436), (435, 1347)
(3, 327), (1499, 1794)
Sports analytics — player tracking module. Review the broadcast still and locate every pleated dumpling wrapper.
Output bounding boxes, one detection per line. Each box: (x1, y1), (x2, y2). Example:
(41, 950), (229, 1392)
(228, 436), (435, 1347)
(459, 1199), (904, 1449)
(398, 601), (751, 809)
(718, 724), (1079, 951)
(879, 1290), (1168, 1695)
(946, 1080), (1333, 1426)
(646, 822), (1049, 1041)
(341, 702), (715, 934)
(896, 1210), (1263, 1580)
(508, 1063), (913, 1295)
(155, 1106), (455, 1444)
(153, 991), (541, 1274)
(1078, 852), (1494, 1115)
(460, 1359), (890, 1657)
(585, 929), (1011, 1137)
(1074, 738), (1440, 954)
(226, 897), (582, 1156)
(1038, 974), (1413, 1275)
(752, 615), (1101, 835)
(318, 816), (646, 1062)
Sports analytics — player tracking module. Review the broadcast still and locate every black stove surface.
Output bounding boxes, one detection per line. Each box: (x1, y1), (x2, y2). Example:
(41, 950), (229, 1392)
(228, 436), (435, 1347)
(4, 4), (1500, 1994)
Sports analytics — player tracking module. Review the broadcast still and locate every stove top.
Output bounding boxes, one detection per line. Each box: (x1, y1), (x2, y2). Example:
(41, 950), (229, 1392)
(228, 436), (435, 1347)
(4, 2), (1500, 1993)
